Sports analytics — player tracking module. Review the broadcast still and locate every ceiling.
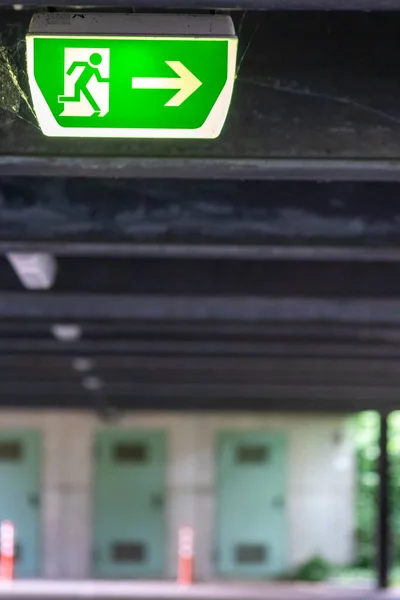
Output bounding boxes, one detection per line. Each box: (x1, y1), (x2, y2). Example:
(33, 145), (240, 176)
(1, 167), (400, 415)
(1, 248), (400, 412)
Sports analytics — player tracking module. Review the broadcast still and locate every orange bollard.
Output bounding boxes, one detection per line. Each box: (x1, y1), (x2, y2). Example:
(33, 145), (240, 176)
(0, 521), (15, 581)
(177, 526), (194, 586)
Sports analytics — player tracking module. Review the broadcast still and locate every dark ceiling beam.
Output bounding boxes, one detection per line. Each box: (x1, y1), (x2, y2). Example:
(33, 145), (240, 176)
(2, 320), (400, 343)
(0, 394), (363, 413)
(2, 353), (400, 370)
(0, 381), (399, 406)
(2, 178), (400, 247)
(4, 339), (400, 359)
(4, 157), (400, 182)
(6, 256), (400, 298)
(1, 0), (400, 9)
(2, 368), (400, 386)
(1, 320), (400, 343)
(4, 293), (400, 323)
(3, 242), (400, 263)
(4, 354), (400, 369)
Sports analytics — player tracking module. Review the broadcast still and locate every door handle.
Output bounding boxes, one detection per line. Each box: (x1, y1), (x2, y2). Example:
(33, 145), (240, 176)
(272, 496), (284, 509)
(150, 493), (164, 509)
(27, 493), (40, 508)
(92, 548), (101, 564)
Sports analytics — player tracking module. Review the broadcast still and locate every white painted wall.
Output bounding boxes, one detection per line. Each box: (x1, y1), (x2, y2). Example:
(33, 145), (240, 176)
(0, 411), (355, 579)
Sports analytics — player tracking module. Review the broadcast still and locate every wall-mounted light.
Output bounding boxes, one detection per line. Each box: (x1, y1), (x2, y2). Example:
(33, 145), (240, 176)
(72, 357), (94, 372)
(82, 376), (104, 392)
(51, 324), (82, 342)
(7, 253), (57, 290)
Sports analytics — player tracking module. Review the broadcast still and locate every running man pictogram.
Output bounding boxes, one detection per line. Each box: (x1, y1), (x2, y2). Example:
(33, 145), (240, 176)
(58, 52), (109, 114)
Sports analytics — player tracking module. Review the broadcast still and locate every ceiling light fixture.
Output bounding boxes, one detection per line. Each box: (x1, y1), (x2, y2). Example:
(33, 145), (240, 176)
(51, 324), (82, 342)
(72, 357), (94, 372)
(82, 376), (104, 392)
(7, 252), (58, 290)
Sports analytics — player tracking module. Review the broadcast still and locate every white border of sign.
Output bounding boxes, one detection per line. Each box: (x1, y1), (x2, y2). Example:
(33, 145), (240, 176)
(26, 35), (238, 139)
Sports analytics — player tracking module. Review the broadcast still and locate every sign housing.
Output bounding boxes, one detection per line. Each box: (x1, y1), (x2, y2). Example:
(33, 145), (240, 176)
(26, 13), (237, 139)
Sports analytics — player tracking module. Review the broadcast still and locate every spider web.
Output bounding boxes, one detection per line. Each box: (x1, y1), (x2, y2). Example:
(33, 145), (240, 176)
(0, 33), (39, 129)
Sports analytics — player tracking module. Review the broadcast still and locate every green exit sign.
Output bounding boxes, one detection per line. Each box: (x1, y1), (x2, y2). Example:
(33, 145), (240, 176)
(26, 13), (237, 139)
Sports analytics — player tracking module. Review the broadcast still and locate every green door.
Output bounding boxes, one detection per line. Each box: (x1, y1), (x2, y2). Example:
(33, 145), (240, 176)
(93, 430), (166, 578)
(216, 431), (286, 578)
(0, 430), (41, 577)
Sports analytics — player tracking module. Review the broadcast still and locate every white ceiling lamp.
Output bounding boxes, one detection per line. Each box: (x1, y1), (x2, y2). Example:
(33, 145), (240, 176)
(7, 252), (58, 290)
(51, 324), (82, 342)
(72, 357), (94, 372)
(82, 376), (104, 392)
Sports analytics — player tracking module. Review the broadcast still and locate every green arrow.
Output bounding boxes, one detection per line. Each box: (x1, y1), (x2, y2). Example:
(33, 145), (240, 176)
(131, 60), (202, 107)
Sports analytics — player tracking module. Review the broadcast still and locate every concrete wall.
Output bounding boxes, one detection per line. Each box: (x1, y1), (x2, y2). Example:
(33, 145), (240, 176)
(0, 411), (355, 579)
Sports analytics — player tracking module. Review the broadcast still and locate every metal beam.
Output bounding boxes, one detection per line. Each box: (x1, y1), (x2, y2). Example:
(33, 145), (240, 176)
(1, 0), (400, 8)
(4, 256), (400, 298)
(0, 381), (398, 408)
(1, 319), (400, 342)
(0, 393), (360, 412)
(5, 355), (400, 375)
(4, 241), (400, 262)
(4, 157), (400, 181)
(5, 356), (400, 383)
(3, 178), (400, 247)
(4, 339), (400, 359)
(4, 294), (400, 323)
(4, 372), (400, 390)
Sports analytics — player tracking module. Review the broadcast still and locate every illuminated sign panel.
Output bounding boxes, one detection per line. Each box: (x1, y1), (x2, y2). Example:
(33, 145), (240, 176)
(26, 14), (237, 139)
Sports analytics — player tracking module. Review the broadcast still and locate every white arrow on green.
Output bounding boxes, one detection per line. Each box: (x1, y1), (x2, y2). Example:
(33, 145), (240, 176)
(131, 61), (202, 107)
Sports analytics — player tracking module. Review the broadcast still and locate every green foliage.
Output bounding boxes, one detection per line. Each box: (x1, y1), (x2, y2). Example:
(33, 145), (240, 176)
(293, 556), (331, 582)
(353, 411), (400, 568)
(352, 411), (379, 568)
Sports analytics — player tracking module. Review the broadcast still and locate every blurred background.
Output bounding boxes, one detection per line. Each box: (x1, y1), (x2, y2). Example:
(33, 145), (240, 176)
(0, 178), (398, 600)
(2, 7), (400, 599)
